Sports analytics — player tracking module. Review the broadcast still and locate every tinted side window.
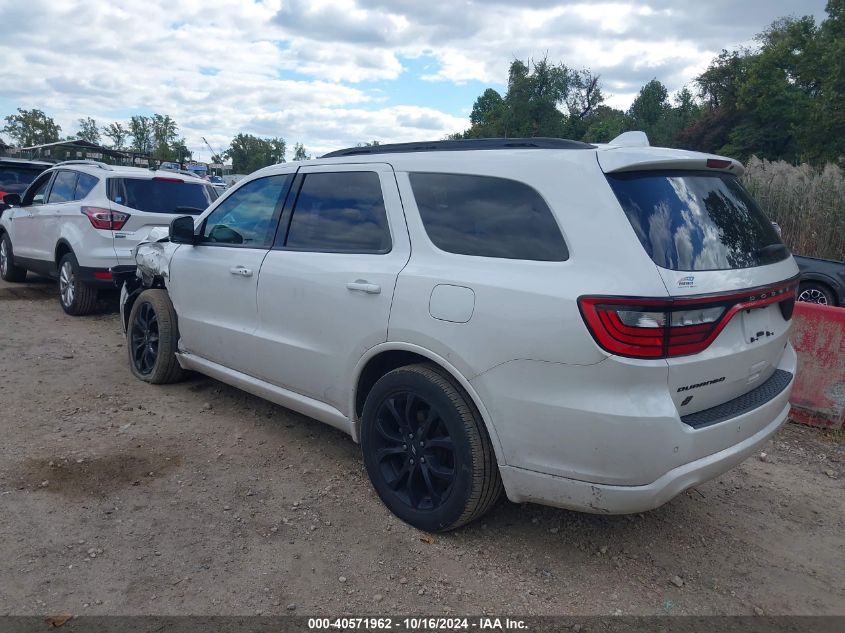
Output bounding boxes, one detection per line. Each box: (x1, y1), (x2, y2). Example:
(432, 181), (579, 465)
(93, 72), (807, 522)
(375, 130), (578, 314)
(48, 171), (78, 203)
(409, 173), (568, 261)
(201, 175), (291, 247)
(285, 172), (390, 253)
(74, 173), (98, 200)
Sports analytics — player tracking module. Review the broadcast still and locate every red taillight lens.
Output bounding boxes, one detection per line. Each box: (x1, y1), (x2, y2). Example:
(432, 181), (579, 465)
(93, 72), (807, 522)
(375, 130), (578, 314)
(81, 207), (130, 230)
(578, 279), (799, 359)
(706, 158), (732, 169)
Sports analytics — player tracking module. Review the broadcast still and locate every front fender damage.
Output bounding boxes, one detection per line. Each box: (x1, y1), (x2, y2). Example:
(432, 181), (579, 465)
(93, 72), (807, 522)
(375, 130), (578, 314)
(135, 226), (177, 286)
(119, 227), (177, 333)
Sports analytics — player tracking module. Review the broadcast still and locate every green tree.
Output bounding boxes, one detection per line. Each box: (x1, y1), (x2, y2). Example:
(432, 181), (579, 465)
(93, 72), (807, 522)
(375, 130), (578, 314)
(102, 122), (129, 150)
(583, 105), (627, 143)
(460, 57), (604, 140)
(76, 117), (100, 144)
(2, 108), (61, 146)
(151, 114), (179, 161)
(128, 116), (154, 154)
(225, 133), (287, 173)
(467, 88), (506, 137)
(628, 80), (669, 129)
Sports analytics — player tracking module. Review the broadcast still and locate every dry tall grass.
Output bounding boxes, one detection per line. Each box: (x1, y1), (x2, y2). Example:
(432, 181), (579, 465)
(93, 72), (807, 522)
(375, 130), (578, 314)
(743, 157), (845, 262)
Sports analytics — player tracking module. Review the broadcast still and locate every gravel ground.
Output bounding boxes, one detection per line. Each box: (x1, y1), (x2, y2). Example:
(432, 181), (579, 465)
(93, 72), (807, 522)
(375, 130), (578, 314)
(1, 275), (843, 617)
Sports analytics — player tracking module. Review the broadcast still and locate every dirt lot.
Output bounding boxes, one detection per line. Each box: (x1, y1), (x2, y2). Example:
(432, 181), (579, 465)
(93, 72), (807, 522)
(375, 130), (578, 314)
(1, 275), (843, 617)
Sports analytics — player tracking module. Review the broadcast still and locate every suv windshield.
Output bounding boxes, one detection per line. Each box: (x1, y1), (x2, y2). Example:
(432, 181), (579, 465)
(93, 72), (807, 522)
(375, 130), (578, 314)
(0, 165), (46, 194)
(607, 170), (788, 271)
(108, 177), (218, 214)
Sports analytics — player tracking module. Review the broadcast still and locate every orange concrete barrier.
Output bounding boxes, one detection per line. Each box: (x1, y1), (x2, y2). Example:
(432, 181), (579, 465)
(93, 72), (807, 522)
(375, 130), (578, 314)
(789, 302), (845, 429)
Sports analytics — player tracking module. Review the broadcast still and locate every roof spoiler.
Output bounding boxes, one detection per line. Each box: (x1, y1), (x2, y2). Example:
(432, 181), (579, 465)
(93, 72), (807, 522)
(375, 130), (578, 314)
(608, 131), (650, 148)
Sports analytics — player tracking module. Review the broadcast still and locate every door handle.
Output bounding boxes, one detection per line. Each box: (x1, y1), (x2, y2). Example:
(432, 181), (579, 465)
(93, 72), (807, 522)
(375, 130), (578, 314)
(346, 280), (381, 294)
(229, 266), (253, 277)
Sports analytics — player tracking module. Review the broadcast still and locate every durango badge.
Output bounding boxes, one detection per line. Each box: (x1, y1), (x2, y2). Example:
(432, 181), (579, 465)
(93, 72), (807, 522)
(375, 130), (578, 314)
(678, 275), (695, 288)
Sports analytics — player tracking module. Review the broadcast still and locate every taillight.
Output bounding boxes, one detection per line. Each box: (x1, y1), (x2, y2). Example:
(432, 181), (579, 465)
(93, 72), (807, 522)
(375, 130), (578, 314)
(578, 278), (799, 359)
(81, 206), (129, 231)
(706, 158), (732, 169)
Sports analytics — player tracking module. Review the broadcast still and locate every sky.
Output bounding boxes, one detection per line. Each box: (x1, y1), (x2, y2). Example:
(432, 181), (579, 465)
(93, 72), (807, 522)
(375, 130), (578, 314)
(0, 0), (829, 161)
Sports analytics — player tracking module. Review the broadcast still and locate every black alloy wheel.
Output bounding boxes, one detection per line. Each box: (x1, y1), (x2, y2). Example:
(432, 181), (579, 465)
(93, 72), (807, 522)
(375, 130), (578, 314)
(371, 391), (456, 511)
(130, 301), (159, 376)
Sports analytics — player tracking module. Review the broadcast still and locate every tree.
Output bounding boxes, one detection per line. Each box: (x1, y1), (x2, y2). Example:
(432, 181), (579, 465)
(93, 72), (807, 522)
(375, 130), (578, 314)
(583, 105), (627, 143)
(467, 88), (506, 137)
(460, 57), (604, 139)
(128, 116), (153, 154)
(102, 122), (129, 150)
(292, 143), (309, 161)
(628, 80), (669, 128)
(76, 117), (100, 144)
(2, 108), (61, 146)
(225, 133), (287, 173)
(151, 114), (179, 161)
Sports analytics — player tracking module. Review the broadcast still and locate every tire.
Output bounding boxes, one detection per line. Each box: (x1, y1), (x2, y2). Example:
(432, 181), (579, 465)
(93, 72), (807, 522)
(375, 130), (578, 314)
(127, 289), (185, 384)
(361, 363), (502, 532)
(797, 281), (836, 306)
(0, 233), (27, 282)
(57, 252), (98, 315)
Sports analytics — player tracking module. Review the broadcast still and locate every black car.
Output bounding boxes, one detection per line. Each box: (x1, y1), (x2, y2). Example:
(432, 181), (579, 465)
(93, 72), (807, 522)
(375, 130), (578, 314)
(794, 255), (845, 307)
(0, 158), (52, 214)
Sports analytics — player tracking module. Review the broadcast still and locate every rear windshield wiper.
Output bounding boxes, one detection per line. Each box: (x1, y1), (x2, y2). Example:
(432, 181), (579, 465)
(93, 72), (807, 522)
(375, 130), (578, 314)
(753, 243), (788, 259)
(175, 206), (205, 215)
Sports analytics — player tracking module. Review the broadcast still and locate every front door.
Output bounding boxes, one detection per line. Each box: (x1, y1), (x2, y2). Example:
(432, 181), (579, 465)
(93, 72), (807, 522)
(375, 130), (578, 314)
(168, 170), (295, 373)
(10, 171), (54, 262)
(253, 163), (411, 415)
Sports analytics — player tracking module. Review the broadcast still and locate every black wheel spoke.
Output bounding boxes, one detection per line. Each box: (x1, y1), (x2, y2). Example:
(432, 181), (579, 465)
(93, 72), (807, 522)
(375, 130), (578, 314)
(385, 462), (411, 491)
(420, 463), (440, 505)
(375, 418), (403, 443)
(425, 460), (454, 480)
(375, 446), (406, 462)
(419, 406), (438, 440)
(425, 437), (453, 451)
(385, 398), (409, 433)
(404, 393), (416, 426)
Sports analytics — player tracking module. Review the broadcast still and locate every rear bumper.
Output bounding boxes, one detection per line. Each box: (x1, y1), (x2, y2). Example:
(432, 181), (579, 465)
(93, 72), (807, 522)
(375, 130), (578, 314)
(77, 265), (119, 288)
(500, 396), (790, 514)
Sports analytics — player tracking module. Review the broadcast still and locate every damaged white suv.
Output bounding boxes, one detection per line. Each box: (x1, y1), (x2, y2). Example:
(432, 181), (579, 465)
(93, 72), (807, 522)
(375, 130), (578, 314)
(119, 135), (799, 531)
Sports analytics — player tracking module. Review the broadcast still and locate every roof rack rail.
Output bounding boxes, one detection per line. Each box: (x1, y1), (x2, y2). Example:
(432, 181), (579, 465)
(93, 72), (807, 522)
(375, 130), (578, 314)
(53, 159), (114, 171)
(321, 137), (595, 158)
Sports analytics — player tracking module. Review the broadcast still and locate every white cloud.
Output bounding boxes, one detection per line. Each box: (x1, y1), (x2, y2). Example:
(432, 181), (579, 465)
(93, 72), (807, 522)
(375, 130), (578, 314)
(0, 0), (829, 160)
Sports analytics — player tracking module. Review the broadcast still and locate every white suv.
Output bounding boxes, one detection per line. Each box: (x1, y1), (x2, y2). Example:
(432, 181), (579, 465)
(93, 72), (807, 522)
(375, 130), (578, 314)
(120, 136), (799, 532)
(0, 161), (218, 314)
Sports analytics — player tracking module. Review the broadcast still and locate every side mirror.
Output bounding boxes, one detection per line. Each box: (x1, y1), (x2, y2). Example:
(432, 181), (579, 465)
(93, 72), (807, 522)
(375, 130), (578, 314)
(2, 193), (21, 206)
(169, 215), (196, 245)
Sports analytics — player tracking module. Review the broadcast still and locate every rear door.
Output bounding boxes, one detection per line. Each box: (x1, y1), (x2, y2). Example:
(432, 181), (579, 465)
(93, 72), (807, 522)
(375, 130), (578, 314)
(107, 175), (218, 266)
(603, 164), (799, 415)
(167, 171), (294, 373)
(252, 163), (410, 413)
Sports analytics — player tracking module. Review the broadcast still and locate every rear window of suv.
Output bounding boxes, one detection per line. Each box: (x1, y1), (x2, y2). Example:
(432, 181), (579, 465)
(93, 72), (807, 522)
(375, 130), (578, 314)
(409, 173), (568, 261)
(606, 170), (788, 271)
(108, 177), (218, 214)
(0, 165), (45, 194)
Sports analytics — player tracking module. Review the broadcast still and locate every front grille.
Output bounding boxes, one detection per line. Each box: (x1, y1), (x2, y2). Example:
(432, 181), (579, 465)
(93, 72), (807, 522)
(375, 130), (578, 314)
(681, 369), (793, 429)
